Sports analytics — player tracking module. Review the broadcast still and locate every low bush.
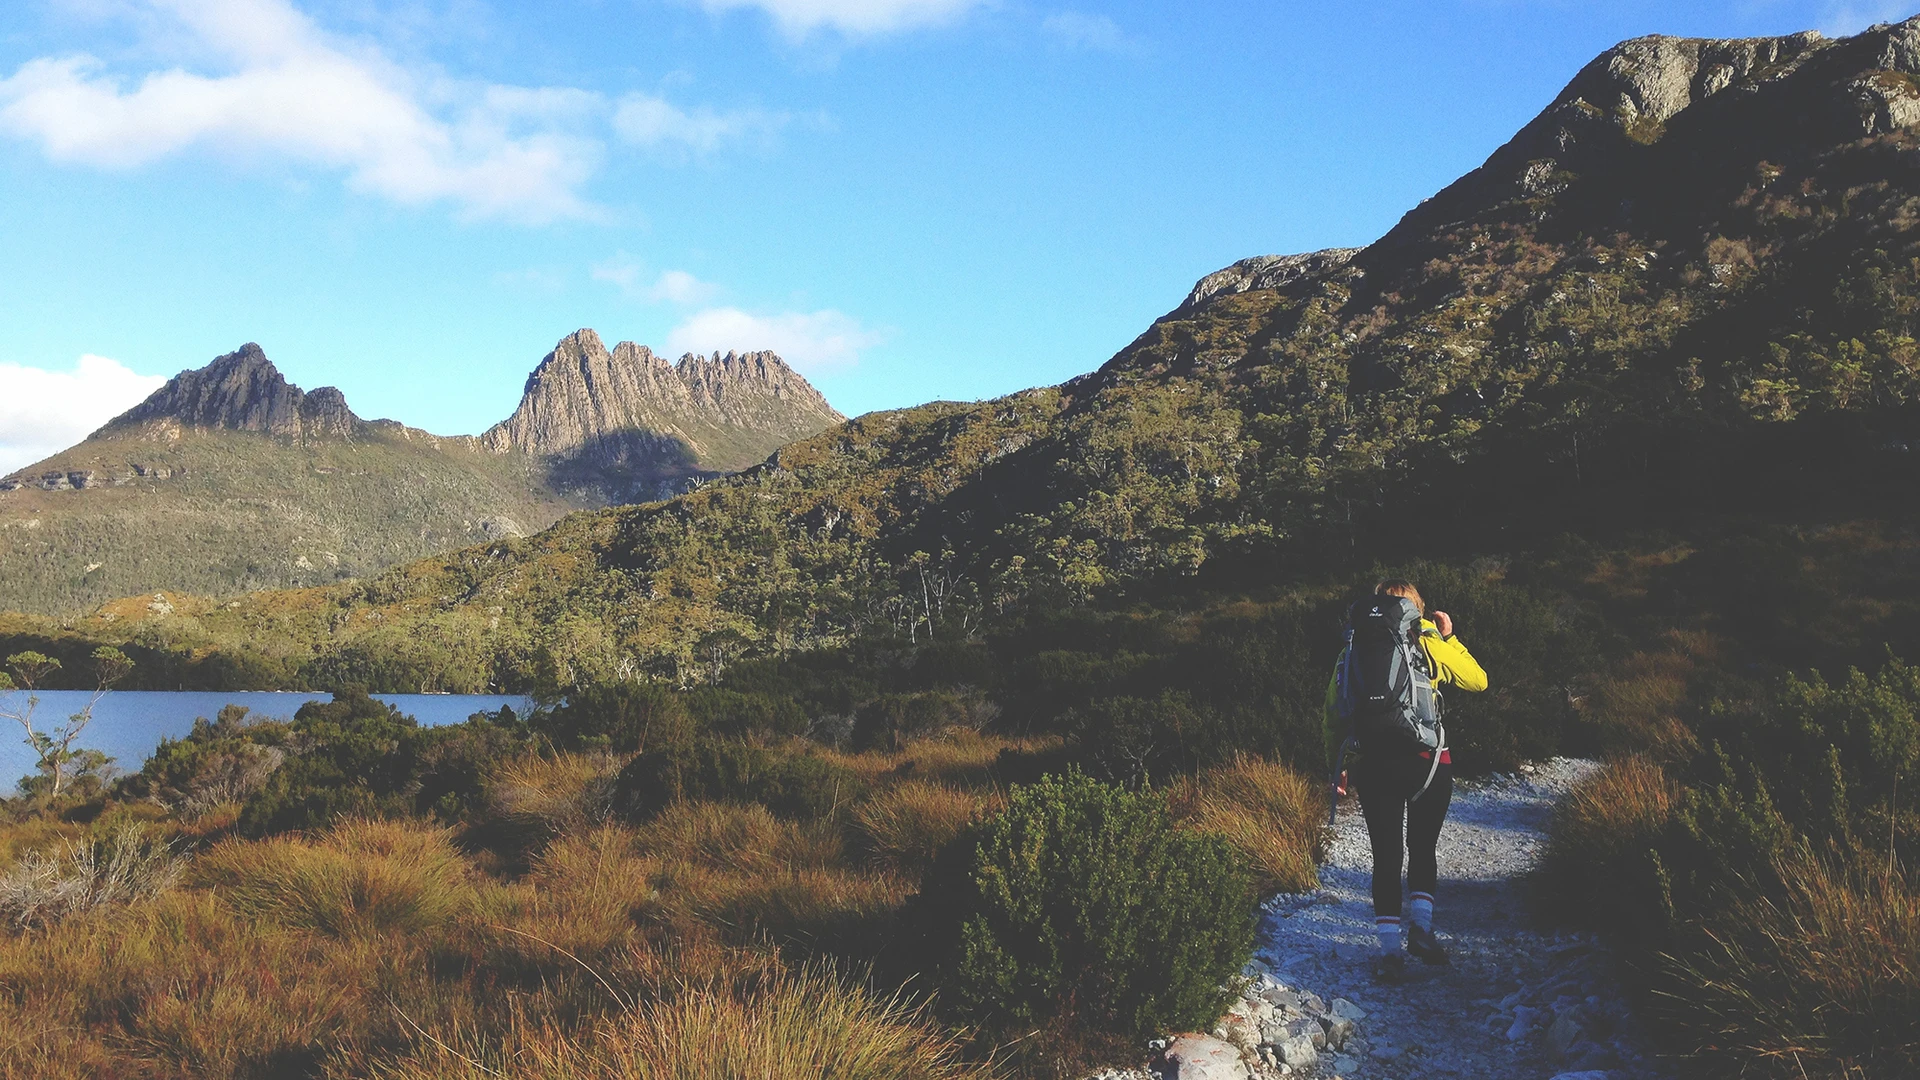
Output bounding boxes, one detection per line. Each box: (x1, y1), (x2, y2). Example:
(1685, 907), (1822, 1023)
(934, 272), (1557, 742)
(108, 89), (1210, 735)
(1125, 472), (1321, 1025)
(913, 771), (1254, 1039)
(0, 823), (181, 929)
(538, 682), (697, 752)
(1170, 755), (1325, 894)
(613, 737), (866, 822)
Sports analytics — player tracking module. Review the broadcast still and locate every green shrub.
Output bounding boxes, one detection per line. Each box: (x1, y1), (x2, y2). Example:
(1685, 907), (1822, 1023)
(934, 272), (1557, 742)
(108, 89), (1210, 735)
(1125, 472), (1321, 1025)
(1064, 691), (1222, 787)
(537, 682), (698, 753)
(613, 737), (866, 821)
(913, 772), (1253, 1038)
(687, 689), (810, 740)
(852, 692), (973, 752)
(236, 691), (422, 837)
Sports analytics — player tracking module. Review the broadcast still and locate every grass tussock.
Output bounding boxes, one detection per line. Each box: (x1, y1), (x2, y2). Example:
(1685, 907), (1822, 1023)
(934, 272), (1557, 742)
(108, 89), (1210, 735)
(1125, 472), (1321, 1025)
(1538, 756), (1678, 933)
(1657, 849), (1920, 1077)
(854, 781), (993, 875)
(0, 823), (182, 929)
(1170, 755), (1326, 894)
(374, 966), (996, 1080)
(484, 752), (620, 846)
(189, 818), (473, 936)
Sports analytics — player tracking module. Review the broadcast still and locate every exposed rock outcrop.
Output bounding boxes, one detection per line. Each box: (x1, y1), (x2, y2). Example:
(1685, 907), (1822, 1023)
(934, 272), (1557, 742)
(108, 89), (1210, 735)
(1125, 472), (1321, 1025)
(101, 344), (361, 440)
(481, 329), (845, 499)
(1372, 20), (1920, 243)
(1176, 248), (1363, 314)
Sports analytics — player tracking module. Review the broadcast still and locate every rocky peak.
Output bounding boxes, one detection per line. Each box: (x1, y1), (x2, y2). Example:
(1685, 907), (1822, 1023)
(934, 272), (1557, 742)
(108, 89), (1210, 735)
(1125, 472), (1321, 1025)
(1373, 18), (1920, 245)
(101, 343), (360, 439)
(482, 329), (844, 475)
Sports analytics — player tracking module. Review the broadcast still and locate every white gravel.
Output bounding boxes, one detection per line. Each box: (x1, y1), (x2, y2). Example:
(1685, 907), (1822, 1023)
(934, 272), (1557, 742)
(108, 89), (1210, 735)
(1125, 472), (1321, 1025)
(1250, 758), (1672, 1080)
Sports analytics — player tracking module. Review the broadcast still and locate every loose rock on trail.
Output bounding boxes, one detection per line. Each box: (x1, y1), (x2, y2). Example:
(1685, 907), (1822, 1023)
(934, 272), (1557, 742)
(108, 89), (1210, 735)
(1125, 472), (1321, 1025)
(1140, 758), (1674, 1080)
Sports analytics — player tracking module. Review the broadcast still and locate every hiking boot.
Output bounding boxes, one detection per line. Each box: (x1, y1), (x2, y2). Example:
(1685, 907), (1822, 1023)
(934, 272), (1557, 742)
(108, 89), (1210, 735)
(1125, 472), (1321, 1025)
(1371, 951), (1409, 984)
(1406, 923), (1450, 965)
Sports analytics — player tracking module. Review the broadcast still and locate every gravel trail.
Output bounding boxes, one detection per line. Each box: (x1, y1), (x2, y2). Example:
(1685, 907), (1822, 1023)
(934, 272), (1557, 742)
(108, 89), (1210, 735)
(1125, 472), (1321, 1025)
(1246, 758), (1671, 1080)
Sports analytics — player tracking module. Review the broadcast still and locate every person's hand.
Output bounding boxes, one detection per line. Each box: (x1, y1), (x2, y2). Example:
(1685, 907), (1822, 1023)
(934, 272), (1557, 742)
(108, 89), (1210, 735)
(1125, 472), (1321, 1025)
(1431, 610), (1454, 637)
(1335, 770), (1349, 796)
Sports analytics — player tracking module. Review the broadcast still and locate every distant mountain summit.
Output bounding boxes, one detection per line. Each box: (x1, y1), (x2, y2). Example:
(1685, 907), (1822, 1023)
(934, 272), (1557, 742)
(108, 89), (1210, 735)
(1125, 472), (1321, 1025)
(0, 332), (845, 615)
(482, 329), (844, 501)
(105, 343), (362, 439)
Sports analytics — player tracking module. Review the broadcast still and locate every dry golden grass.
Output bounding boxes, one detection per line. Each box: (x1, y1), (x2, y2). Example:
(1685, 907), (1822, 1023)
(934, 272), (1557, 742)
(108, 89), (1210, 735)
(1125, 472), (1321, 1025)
(853, 781), (993, 875)
(371, 966), (996, 1080)
(484, 752), (622, 847)
(0, 889), (405, 1078)
(189, 818), (474, 937)
(823, 730), (1038, 791)
(1658, 848), (1920, 1077)
(1580, 634), (1715, 763)
(1170, 755), (1325, 894)
(1538, 756), (1677, 932)
(634, 799), (842, 874)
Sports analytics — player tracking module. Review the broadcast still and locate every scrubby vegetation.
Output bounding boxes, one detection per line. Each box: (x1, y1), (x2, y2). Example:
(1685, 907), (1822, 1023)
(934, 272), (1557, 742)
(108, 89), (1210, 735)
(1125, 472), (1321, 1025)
(0, 675), (1328, 1079)
(1540, 557), (1920, 1078)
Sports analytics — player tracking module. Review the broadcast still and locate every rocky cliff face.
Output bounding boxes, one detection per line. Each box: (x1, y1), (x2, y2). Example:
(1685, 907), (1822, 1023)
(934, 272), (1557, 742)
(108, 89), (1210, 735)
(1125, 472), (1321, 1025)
(103, 344), (361, 439)
(1378, 20), (1920, 246)
(481, 329), (845, 499)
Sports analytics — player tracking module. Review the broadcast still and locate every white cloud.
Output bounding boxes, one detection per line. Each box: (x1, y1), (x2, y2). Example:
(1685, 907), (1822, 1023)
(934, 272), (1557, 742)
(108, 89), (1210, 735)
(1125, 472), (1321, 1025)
(1041, 12), (1137, 54)
(0, 0), (771, 221)
(698, 0), (986, 36)
(592, 258), (721, 305)
(667, 307), (881, 371)
(0, 355), (167, 475)
(613, 93), (788, 157)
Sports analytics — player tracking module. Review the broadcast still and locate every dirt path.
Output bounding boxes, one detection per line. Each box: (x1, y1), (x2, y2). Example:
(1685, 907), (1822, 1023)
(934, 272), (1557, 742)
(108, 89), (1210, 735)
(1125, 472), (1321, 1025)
(1250, 759), (1670, 1080)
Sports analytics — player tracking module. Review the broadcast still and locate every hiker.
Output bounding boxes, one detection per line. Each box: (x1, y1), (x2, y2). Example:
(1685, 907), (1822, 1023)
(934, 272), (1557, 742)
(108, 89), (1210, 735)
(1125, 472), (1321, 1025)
(1325, 580), (1487, 978)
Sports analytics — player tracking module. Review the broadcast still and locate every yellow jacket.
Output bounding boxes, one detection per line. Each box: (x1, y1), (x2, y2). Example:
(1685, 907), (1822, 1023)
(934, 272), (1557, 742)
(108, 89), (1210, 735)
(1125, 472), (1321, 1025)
(1323, 618), (1488, 770)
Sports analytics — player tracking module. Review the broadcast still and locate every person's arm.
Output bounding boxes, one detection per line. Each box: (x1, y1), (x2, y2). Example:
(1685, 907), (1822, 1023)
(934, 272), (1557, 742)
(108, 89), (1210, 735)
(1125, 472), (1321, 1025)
(1423, 622), (1488, 692)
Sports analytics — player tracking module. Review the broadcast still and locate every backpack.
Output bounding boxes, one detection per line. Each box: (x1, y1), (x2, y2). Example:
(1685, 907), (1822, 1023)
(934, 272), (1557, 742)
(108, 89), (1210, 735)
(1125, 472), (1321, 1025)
(1334, 595), (1442, 755)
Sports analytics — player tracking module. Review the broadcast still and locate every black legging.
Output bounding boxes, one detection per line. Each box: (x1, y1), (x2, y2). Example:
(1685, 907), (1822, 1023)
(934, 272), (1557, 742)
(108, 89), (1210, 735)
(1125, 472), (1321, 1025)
(1356, 754), (1454, 917)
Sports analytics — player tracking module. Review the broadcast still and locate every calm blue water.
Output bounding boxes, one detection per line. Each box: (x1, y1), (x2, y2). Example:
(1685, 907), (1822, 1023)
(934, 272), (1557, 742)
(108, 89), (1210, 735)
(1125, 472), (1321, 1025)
(0, 691), (535, 793)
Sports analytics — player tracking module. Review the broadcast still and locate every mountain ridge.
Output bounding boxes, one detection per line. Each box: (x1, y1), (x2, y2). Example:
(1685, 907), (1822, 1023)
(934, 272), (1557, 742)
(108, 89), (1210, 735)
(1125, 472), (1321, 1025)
(0, 331), (845, 614)
(22, 13), (1920, 689)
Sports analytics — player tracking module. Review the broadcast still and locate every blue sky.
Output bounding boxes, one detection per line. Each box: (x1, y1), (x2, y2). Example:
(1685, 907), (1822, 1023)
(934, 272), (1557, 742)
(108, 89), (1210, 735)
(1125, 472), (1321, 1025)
(0, 0), (1911, 471)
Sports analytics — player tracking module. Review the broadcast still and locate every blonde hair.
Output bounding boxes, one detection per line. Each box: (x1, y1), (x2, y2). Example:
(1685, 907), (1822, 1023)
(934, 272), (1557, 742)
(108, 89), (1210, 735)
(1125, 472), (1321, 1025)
(1375, 579), (1424, 614)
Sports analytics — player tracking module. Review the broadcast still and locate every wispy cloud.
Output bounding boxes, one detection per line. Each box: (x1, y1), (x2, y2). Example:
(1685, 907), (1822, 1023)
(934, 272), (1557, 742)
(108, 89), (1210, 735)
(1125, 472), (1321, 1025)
(1040, 12), (1139, 54)
(698, 0), (987, 37)
(613, 93), (790, 157)
(0, 355), (166, 474)
(592, 257), (722, 305)
(0, 0), (795, 222)
(667, 306), (882, 370)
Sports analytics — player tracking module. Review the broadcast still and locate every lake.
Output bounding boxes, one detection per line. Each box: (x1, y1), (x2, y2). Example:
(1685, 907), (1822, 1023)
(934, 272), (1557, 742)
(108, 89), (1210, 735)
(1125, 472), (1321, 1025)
(0, 691), (535, 793)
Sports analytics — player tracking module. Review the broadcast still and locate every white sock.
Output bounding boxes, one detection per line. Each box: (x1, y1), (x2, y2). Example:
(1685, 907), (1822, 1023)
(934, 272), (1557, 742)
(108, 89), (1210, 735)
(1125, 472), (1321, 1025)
(1409, 893), (1434, 932)
(1376, 916), (1402, 953)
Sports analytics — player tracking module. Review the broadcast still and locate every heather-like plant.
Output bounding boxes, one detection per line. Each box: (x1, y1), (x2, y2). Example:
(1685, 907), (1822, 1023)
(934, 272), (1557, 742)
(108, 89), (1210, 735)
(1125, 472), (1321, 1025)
(915, 771), (1253, 1038)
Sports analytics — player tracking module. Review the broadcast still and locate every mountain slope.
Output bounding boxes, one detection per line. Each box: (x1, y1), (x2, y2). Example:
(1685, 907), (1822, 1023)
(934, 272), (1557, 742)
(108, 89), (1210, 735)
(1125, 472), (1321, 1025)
(0, 335), (843, 615)
(45, 15), (1920, 690)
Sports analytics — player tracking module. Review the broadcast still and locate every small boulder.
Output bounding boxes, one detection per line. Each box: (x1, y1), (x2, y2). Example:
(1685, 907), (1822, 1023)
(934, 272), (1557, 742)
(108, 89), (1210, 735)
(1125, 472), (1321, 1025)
(1547, 1011), (1586, 1056)
(1159, 1034), (1249, 1080)
(1330, 998), (1368, 1021)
